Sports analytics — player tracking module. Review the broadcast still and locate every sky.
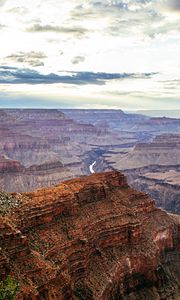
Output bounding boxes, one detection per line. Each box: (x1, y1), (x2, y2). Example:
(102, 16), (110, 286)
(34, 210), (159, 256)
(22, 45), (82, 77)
(0, 0), (180, 112)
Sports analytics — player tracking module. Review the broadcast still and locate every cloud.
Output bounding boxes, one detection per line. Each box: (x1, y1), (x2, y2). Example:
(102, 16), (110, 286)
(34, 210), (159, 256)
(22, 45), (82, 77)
(158, 79), (180, 91)
(71, 0), (180, 39)
(7, 6), (28, 15)
(165, 0), (180, 11)
(6, 51), (47, 67)
(0, 66), (156, 85)
(0, 0), (7, 7)
(71, 1), (128, 20)
(71, 56), (85, 64)
(26, 23), (88, 37)
(0, 24), (6, 30)
(92, 1), (128, 11)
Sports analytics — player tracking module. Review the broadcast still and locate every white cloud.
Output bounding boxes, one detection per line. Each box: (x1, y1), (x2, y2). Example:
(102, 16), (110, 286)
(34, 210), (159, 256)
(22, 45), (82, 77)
(0, 0), (7, 7)
(0, 0), (179, 110)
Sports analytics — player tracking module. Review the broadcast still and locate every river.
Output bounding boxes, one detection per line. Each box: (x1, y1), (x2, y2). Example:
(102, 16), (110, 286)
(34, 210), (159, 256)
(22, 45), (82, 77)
(89, 161), (96, 174)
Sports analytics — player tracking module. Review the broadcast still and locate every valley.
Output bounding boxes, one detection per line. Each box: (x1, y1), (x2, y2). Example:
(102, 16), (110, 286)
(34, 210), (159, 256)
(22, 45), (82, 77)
(0, 109), (179, 214)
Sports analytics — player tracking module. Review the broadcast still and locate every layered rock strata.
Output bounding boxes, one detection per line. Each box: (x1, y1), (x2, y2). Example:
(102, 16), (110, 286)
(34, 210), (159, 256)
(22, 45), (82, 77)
(0, 171), (179, 299)
(126, 165), (180, 214)
(0, 155), (84, 192)
(100, 134), (180, 214)
(0, 109), (130, 192)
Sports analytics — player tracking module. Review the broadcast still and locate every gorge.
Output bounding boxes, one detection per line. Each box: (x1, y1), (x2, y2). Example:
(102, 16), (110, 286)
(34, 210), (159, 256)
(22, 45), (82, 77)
(0, 171), (179, 299)
(0, 109), (179, 213)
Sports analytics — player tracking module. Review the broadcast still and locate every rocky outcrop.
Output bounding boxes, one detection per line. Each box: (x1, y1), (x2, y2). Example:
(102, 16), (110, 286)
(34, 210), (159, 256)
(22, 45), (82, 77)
(0, 171), (179, 299)
(103, 134), (180, 170)
(0, 159), (84, 192)
(0, 156), (25, 173)
(98, 135), (180, 214)
(122, 165), (180, 214)
(0, 134), (59, 167)
(129, 174), (180, 214)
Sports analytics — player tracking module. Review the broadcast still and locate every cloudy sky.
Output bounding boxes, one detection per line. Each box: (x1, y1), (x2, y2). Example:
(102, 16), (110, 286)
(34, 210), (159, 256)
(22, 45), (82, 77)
(0, 0), (180, 111)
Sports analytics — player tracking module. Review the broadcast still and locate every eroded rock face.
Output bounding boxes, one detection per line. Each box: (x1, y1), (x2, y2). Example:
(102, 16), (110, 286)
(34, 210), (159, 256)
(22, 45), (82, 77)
(0, 156), (25, 173)
(127, 166), (180, 214)
(104, 134), (180, 170)
(0, 109), (179, 195)
(101, 134), (180, 214)
(0, 171), (179, 299)
(0, 155), (79, 192)
(0, 109), (129, 192)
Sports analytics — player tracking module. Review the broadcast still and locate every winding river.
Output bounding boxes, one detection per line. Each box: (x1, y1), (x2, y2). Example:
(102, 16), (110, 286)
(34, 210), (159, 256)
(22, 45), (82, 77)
(89, 160), (96, 174)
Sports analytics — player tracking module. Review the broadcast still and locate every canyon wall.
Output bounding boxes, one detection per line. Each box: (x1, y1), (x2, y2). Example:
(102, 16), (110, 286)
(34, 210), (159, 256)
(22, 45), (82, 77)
(0, 171), (179, 299)
(0, 109), (179, 217)
(101, 134), (180, 214)
(0, 109), (135, 192)
(126, 165), (180, 214)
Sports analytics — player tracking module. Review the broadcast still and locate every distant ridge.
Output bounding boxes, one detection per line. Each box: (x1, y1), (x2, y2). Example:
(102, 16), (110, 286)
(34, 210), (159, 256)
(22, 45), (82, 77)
(137, 110), (180, 118)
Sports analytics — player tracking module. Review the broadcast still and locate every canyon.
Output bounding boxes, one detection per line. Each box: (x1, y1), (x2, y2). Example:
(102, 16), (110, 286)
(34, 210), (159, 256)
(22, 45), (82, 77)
(0, 109), (143, 193)
(125, 165), (180, 215)
(0, 171), (179, 299)
(0, 109), (179, 215)
(101, 134), (180, 214)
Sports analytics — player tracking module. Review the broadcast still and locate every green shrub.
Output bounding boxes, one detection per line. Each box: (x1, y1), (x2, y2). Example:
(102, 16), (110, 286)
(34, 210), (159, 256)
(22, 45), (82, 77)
(0, 276), (19, 300)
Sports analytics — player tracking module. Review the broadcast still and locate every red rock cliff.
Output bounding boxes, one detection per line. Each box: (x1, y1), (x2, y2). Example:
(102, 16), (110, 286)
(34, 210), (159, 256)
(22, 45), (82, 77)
(0, 171), (179, 299)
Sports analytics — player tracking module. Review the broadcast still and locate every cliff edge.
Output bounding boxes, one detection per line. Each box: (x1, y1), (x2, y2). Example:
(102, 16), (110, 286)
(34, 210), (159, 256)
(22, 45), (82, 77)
(0, 171), (179, 299)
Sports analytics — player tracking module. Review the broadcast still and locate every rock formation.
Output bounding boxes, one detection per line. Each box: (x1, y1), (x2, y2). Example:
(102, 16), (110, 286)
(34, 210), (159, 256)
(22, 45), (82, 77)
(0, 109), (179, 218)
(100, 134), (180, 213)
(0, 156), (82, 193)
(126, 165), (180, 214)
(104, 134), (180, 170)
(0, 171), (179, 299)
(0, 109), (144, 192)
(62, 109), (148, 131)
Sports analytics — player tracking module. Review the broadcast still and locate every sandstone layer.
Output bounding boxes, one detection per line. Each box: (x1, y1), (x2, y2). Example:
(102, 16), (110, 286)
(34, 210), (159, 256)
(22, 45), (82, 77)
(103, 134), (180, 170)
(100, 134), (180, 214)
(125, 165), (180, 214)
(0, 171), (179, 299)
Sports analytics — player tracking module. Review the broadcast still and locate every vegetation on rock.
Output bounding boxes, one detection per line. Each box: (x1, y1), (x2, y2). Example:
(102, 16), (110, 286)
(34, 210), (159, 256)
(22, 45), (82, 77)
(0, 192), (22, 216)
(0, 276), (19, 300)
